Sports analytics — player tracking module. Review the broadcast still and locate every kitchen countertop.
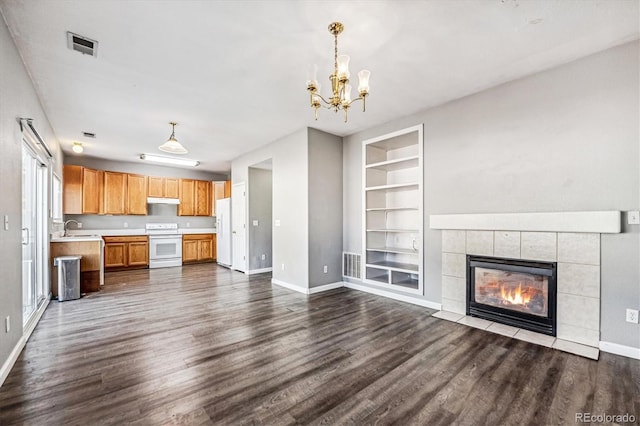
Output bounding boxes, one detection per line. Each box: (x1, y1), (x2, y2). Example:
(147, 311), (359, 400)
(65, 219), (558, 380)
(64, 228), (216, 237)
(51, 235), (105, 243)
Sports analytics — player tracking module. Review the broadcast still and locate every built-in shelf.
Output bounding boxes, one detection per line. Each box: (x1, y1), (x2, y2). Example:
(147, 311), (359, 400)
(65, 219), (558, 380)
(366, 229), (419, 233)
(366, 261), (419, 273)
(365, 182), (419, 192)
(365, 156), (419, 171)
(362, 124), (424, 295)
(367, 246), (419, 255)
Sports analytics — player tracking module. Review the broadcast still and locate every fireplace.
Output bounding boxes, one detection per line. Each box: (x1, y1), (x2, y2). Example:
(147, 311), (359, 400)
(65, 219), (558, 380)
(467, 255), (557, 336)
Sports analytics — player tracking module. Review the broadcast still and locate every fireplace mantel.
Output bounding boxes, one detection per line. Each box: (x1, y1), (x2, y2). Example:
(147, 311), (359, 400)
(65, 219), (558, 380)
(430, 211), (621, 234)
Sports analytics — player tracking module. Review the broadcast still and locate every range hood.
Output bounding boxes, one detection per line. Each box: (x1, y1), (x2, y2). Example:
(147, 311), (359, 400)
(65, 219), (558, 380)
(147, 197), (180, 205)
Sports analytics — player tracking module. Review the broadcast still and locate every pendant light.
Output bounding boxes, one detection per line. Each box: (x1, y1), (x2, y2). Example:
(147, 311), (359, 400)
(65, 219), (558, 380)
(158, 122), (188, 154)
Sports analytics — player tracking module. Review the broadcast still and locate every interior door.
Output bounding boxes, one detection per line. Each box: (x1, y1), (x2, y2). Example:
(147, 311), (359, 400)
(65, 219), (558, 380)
(232, 182), (246, 272)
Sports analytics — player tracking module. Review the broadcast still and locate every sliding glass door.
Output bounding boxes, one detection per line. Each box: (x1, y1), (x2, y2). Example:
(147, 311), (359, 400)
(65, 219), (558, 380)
(22, 143), (48, 327)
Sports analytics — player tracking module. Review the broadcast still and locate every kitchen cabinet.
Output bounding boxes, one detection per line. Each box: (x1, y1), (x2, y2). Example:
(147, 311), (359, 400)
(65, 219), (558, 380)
(82, 168), (104, 214)
(178, 179), (196, 216)
(127, 174), (148, 215)
(179, 179), (211, 216)
(104, 171), (127, 215)
(63, 165), (104, 215)
(103, 236), (149, 269)
(212, 180), (231, 216)
(148, 176), (180, 199)
(63, 165), (82, 214)
(182, 233), (215, 263)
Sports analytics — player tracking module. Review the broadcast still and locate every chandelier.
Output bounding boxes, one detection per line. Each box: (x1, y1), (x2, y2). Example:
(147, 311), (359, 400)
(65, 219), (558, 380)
(306, 22), (370, 123)
(158, 121), (188, 154)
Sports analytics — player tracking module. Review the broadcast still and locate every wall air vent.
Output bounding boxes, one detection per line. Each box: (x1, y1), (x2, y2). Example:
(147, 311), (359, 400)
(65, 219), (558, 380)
(82, 131), (96, 138)
(67, 32), (98, 57)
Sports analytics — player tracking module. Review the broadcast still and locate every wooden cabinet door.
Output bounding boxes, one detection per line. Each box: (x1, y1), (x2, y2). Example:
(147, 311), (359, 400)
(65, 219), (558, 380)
(212, 182), (226, 216)
(224, 180), (231, 198)
(212, 234), (217, 261)
(147, 176), (164, 198)
(104, 171), (127, 215)
(198, 239), (213, 261)
(82, 168), (103, 214)
(104, 243), (127, 268)
(127, 174), (148, 215)
(178, 179), (195, 216)
(128, 241), (149, 266)
(63, 165), (83, 214)
(195, 180), (211, 216)
(182, 239), (198, 262)
(165, 178), (179, 198)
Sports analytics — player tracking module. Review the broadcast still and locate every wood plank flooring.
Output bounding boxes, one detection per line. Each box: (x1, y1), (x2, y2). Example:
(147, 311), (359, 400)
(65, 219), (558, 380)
(0, 264), (638, 425)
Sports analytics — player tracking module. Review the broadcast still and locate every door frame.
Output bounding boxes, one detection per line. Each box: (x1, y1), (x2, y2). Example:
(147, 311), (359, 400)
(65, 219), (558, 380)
(231, 181), (247, 272)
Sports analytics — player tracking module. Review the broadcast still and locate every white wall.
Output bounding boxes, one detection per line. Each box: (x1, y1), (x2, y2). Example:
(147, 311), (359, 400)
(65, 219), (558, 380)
(0, 16), (62, 370)
(232, 128), (309, 289)
(343, 41), (640, 349)
(248, 167), (272, 271)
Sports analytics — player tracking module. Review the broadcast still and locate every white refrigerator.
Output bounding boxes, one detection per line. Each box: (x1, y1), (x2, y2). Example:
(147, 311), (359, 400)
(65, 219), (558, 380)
(216, 198), (232, 267)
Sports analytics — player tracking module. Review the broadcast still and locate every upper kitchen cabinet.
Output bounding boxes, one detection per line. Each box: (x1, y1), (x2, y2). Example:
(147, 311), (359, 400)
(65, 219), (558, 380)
(211, 180), (231, 216)
(127, 174), (148, 215)
(104, 171), (127, 215)
(178, 178), (212, 216)
(148, 176), (179, 199)
(82, 168), (104, 214)
(63, 165), (103, 214)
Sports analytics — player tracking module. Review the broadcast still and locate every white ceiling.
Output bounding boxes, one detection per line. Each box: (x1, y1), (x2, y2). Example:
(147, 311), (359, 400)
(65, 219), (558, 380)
(1, 1), (638, 173)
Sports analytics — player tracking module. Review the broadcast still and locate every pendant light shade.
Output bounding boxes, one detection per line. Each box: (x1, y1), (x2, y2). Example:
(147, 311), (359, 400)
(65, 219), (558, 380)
(159, 122), (188, 154)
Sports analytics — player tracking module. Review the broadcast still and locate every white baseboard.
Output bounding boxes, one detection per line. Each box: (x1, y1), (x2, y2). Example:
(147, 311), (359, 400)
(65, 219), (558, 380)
(599, 341), (640, 360)
(343, 281), (442, 310)
(0, 297), (50, 388)
(246, 267), (272, 275)
(309, 281), (344, 294)
(271, 278), (309, 294)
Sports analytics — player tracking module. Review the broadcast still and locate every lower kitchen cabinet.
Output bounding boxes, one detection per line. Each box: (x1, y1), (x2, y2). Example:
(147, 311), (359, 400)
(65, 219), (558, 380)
(103, 236), (149, 270)
(182, 234), (216, 264)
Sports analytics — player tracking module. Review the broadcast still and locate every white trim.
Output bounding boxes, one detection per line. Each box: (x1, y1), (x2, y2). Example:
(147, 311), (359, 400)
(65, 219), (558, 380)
(246, 267), (272, 275)
(599, 341), (640, 360)
(0, 297), (50, 388)
(429, 211), (621, 233)
(344, 281), (441, 310)
(271, 278), (308, 294)
(308, 282), (344, 294)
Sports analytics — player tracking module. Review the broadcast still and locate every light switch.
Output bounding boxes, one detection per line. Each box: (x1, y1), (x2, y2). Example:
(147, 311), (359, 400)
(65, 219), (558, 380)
(628, 211), (640, 225)
(3, 215), (8, 231)
(275, 220), (281, 227)
(253, 220), (259, 227)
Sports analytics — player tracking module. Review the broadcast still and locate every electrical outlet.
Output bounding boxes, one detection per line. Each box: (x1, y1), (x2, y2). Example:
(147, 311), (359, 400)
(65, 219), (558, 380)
(123, 222), (128, 228)
(628, 211), (640, 225)
(186, 222), (191, 228)
(275, 219), (281, 227)
(323, 265), (328, 273)
(77, 222), (82, 229)
(626, 309), (639, 324)
(281, 263), (285, 271)
(5, 316), (10, 333)
(261, 254), (266, 260)
(253, 220), (259, 227)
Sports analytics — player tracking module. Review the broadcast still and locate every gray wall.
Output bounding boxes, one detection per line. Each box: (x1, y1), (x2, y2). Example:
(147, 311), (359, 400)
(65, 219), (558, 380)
(64, 156), (228, 181)
(232, 128), (309, 289)
(248, 167), (272, 271)
(0, 18), (63, 370)
(308, 128), (343, 287)
(343, 41), (640, 349)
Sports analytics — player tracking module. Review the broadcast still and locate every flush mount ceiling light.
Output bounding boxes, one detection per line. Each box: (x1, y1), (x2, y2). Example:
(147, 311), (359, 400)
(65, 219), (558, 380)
(158, 121), (188, 154)
(140, 153), (199, 167)
(72, 142), (84, 153)
(306, 22), (370, 123)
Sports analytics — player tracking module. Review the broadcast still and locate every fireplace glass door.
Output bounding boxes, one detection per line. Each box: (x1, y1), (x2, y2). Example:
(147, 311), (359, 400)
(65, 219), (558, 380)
(474, 268), (549, 317)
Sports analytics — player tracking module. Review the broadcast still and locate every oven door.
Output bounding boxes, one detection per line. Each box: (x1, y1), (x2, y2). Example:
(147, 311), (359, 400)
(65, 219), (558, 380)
(149, 235), (182, 260)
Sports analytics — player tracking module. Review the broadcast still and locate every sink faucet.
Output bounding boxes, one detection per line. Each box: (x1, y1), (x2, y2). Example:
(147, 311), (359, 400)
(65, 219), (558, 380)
(63, 219), (80, 237)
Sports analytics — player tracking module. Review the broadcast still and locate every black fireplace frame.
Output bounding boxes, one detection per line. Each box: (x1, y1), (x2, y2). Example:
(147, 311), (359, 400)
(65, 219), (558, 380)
(467, 255), (557, 336)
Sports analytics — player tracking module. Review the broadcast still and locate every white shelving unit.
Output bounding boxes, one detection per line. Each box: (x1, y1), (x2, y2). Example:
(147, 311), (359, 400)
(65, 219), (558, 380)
(362, 124), (423, 294)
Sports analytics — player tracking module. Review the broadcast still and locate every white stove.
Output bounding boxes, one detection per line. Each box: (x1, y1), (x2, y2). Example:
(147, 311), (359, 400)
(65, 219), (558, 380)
(146, 223), (182, 268)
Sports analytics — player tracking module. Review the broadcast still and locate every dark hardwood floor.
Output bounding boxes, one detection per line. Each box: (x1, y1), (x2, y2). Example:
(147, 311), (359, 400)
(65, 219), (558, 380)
(0, 264), (638, 425)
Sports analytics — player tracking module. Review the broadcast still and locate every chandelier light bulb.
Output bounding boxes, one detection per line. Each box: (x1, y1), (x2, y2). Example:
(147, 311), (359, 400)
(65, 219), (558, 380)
(358, 69), (371, 94)
(336, 55), (350, 80)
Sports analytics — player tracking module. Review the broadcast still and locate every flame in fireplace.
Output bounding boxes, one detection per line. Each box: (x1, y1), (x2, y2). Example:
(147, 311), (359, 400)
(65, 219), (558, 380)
(500, 282), (531, 306)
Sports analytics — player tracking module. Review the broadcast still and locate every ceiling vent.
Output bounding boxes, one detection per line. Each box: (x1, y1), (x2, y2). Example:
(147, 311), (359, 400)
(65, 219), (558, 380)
(67, 32), (98, 57)
(82, 131), (96, 138)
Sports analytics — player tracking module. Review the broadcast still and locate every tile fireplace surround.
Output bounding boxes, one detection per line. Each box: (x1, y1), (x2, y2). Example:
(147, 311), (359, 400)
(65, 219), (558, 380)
(429, 211), (622, 360)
